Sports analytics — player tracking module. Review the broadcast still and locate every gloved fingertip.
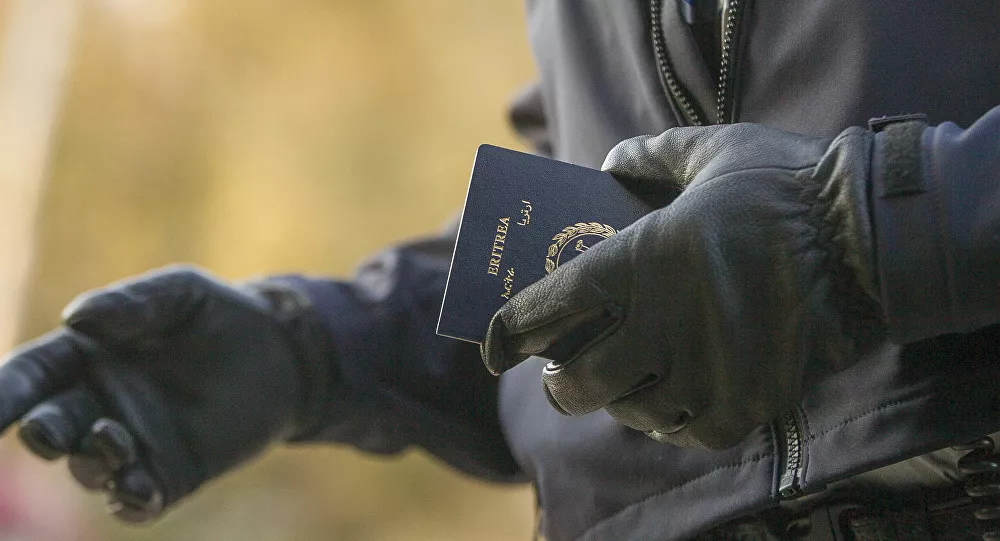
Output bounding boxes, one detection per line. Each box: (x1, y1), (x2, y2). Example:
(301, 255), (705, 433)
(90, 418), (138, 470)
(63, 292), (145, 342)
(18, 418), (71, 460)
(62, 290), (110, 326)
(68, 452), (114, 491)
(106, 491), (161, 524)
(0, 331), (87, 431)
(541, 382), (571, 416)
(481, 313), (523, 375)
(110, 465), (164, 523)
(600, 134), (654, 174)
(600, 128), (703, 192)
(110, 499), (164, 524)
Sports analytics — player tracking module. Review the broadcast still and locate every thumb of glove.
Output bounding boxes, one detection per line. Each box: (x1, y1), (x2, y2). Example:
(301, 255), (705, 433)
(602, 124), (832, 191)
(481, 226), (634, 376)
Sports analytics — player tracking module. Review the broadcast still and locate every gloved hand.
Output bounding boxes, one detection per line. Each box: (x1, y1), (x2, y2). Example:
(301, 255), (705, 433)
(0, 266), (332, 522)
(481, 123), (885, 450)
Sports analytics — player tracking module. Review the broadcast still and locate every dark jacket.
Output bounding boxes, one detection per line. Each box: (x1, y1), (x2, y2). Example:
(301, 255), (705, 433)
(285, 1), (1000, 539)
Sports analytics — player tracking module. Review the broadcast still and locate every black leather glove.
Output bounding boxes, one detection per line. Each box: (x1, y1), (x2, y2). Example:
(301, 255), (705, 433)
(0, 266), (333, 522)
(482, 123), (884, 450)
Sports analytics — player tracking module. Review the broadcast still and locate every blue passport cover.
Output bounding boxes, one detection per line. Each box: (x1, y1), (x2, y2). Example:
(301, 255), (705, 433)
(437, 144), (652, 343)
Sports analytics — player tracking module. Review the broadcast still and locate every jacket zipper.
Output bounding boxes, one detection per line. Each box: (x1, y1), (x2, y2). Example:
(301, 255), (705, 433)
(715, 0), (743, 123)
(649, 0), (745, 125)
(778, 409), (804, 498)
(649, 0), (706, 126)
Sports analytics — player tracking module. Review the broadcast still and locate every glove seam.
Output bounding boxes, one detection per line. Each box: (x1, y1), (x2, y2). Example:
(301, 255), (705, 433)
(806, 192), (880, 353)
(807, 132), (885, 360)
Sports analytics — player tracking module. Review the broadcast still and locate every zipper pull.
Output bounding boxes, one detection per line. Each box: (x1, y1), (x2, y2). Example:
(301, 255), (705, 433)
(778, 409), (804, 499)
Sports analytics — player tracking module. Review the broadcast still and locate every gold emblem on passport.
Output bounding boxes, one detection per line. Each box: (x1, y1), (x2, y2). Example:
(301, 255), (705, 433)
(545, 222), (617, 273)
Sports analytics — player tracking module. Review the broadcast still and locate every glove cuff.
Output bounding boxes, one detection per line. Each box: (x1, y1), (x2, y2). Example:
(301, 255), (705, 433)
(814, 126), (881, 312)
(242, 279), (337, 441)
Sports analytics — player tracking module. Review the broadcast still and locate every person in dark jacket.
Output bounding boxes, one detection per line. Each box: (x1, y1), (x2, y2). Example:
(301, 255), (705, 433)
(2, 1), (1000, 539)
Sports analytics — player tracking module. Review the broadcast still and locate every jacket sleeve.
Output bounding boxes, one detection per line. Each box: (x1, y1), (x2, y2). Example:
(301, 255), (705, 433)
(264, 84), (556, 483)
(873, 105), (1000, 344)
(509, 82), (553, 157)
(274, 229), (525, 483)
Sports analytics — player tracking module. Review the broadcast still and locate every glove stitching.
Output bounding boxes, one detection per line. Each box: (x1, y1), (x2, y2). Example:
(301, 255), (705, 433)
(680, 164), (825, 197)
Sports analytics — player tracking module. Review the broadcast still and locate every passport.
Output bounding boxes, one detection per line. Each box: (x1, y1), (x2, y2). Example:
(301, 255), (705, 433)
(437, 144), (652, 343)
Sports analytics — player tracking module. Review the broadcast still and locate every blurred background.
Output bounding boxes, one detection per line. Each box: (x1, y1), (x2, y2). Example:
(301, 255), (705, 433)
(0, 0), (537, 539)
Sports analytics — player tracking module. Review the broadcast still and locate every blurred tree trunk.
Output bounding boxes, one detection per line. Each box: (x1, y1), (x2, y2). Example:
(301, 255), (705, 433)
(0, 0), (79, 348)
(0, 2), (89, 540)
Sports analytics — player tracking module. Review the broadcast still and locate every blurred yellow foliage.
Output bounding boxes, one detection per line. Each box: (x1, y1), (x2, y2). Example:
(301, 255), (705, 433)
(13, 0), (537, 539)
